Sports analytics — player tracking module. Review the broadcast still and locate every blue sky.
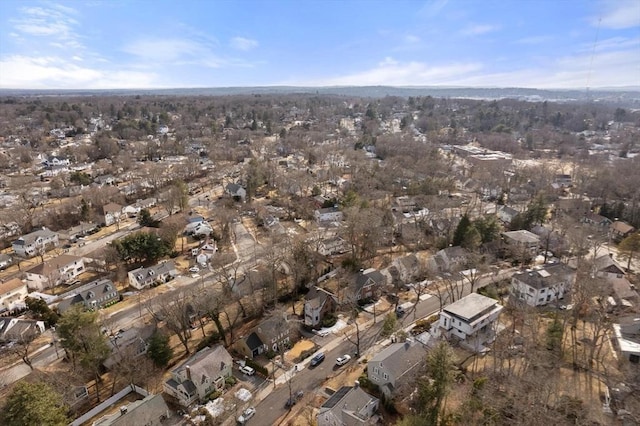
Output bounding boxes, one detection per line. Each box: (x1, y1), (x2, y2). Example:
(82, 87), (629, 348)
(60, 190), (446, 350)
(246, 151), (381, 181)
(0, 0), (638, 89)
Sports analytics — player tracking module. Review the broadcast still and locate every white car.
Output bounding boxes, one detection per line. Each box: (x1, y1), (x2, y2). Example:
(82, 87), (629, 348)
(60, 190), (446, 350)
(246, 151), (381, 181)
(335, 354), (351, 366)
(237, 407), (256, 424)
(239, 365), (255, 375)
(189, 266), (200, 273)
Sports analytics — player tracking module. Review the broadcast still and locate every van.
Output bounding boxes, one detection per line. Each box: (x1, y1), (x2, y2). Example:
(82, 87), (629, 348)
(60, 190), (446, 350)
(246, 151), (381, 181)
(310, 352), (325, 367)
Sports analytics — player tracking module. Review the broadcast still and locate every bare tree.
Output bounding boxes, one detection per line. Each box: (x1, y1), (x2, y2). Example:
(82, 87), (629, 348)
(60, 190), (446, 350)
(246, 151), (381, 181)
(146, 291), (193, 355)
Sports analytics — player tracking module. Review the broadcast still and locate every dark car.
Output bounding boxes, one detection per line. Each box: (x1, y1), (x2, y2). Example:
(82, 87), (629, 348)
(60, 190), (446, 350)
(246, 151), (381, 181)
(310, 352), (325, 367)
(285, 390), (304, 408)
(396, 305), (406, 317)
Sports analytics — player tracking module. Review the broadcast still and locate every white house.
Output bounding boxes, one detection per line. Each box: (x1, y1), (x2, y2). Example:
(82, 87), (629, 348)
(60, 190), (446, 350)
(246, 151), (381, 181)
(439, 292), (503, 352)
(0, 278), (28, 313)
(12, 228), (59, 258)
(101, 203), (124, 227)
(24, 254), (85, 291)
(317, 236), (349, 256)
(191, 242), (217, 266)
(502, 230), (540, 257)
(613, 318), (640, 364)
(128, 261), (177, 290)
(225, 183), (246, 201)
(511, 263), (576, 307)
(314, 207), (343, 223)
(593, 254), (625, 279)
(163, 345), (233, 406)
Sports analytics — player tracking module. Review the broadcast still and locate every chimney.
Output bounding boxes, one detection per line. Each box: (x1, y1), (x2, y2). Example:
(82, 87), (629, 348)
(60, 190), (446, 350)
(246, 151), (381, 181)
(609, 253), (613, 258)
(354, 380), (360, 388)
(186, 365), (191, 381)
(120, 406), (128, 415)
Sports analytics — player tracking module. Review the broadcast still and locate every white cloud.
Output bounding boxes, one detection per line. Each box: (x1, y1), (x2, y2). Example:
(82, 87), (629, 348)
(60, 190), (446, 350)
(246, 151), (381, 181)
(0, 55), (159, 89)
(596, 0), (640, 29)
(230, 37), (258, 51)
(418, 0), (450, 18)
(123, 38), (228, 68)
(305, 57), (482, 86)
(460, 24), (500, 36)
(404, 35), (421, 44)
(10, 4), (83, 49)
(514, 35), (553, 45)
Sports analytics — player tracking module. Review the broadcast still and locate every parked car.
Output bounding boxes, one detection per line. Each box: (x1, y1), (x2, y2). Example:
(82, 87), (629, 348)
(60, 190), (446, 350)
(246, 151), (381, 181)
(310, 352), (325, 367)
(239, 365), (255, 376)
(335, 354), (351, 366)
(189, 266), (200, 273)
(396, 305), (406, 317)
(285, 390), (304, 408)
(237, 407), (256, 424)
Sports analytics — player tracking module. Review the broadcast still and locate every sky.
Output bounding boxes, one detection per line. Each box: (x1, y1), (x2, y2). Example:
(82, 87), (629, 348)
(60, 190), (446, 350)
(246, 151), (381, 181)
(0, 0), (639, 90)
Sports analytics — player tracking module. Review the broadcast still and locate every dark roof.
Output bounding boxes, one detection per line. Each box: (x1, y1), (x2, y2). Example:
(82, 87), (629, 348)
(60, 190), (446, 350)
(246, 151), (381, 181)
(322, 386), (352, 409)
(245, 332), (264, 351)
(512, 263), (575, 290)
(96, 394), (169, 426)
(594, 254), (625, 274)
(356, 269), (385, 289)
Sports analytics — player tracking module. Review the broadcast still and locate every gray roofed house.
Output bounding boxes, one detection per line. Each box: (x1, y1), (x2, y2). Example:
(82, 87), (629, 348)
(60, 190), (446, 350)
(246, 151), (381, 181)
(368, 340), (426, 397)
(225, 183), (246, 201)
(594, 254), (625, 278)
(314, 206), (344, 223)
(0, 317), (45, 342)
(431, 246), (468, 272)
(501, 230), (540, 258)
(317, 386), (379, 426)
(12, 227), (59, 258)
(93, 393), (170, 426)
(103, 324), (156, 370)
(304, 287), (338, 327)
(163, 345), (233, 406)
(511, 263), (576, 307)
(612, 317), (640, 363)
(497, 205), (519, 224)
(0, 253), (13, 270)
(57, 279), (120, 313)
(128, 261), (177, 290)
(353, 268), (386, 301)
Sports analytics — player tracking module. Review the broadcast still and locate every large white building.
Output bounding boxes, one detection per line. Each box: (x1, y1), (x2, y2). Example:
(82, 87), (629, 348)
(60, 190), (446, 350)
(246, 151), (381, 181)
(510, 263), (575, 307)
(12, 228), (59, 258)
(439, 293), (503, 352)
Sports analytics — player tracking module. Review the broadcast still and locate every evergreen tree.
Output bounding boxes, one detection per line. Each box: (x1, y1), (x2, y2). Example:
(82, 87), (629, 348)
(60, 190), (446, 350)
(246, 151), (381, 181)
(147, 331), (173, 367)
(452, 214), (471, 246)
(2, 382), (68, 426)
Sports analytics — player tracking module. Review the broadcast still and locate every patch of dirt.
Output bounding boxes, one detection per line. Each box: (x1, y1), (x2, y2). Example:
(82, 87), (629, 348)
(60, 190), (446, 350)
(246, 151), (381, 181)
(286, 339), (315, 360)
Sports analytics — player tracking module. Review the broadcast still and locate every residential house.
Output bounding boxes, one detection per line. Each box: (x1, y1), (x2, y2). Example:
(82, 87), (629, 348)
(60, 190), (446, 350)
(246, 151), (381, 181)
(554, 174), (573, 187)
(582, 212), (612, 229)
(57, 279), (120, 313)
(0, 278), (28, 313)
(501, 230), (540, 258)
(163, 345), (233, 406)
(235, 314), (292, 359)
(0, 253), (12, 270)
(391, 254), (421, 284)
(497, 205), (519, 224)
(185, 221), (213, 237)
(59, 222), (97, 242)
(44, 156), (70, 168)
(314, 206), (343, 223)
(608, 276), (638, 306)
(94, 174), (116, 186)
(317, 386), (379, 426)
(12, 227), (59, 258)
(101, 203), (124, 227)
(25, 254), (85, 291)
(612, 318), (640, 363)
(352, 268), (386, 301)
(393, 196), (417, 213)
(368, 340), (426, 398)
(225, 183), (247, 201)
(438, 292), (503, 352)
(128, 261), (177, 290)
(304, 287), (338, 327)
(103, 324), (155, 370)
(92, 393), (170, 426)
(0, 318), (45, 342)
(594, 254), (625, 279)
(511, 263), (576, 307)
(317, 236), (349, 256)
(431, 246), (469, 272)
(191, 241), (217, 267)
(611, 221), (635, 242)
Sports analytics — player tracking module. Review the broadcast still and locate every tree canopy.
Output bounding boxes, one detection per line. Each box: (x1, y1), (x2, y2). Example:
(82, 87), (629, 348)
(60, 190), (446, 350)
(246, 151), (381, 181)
(1, 381), (68, 426)
(112, 231), (173, 264)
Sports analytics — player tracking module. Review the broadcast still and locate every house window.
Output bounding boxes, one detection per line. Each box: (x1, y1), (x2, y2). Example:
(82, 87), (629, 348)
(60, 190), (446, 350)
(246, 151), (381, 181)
(383, 373), (388, 380)
(528, 287), (534, 293)
(540, 288), (545, 293)
(373, 367), (379, 374)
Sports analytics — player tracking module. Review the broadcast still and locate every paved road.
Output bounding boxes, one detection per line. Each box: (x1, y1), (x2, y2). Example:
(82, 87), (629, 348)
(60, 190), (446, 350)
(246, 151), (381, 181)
(249, 268), (515, 426)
